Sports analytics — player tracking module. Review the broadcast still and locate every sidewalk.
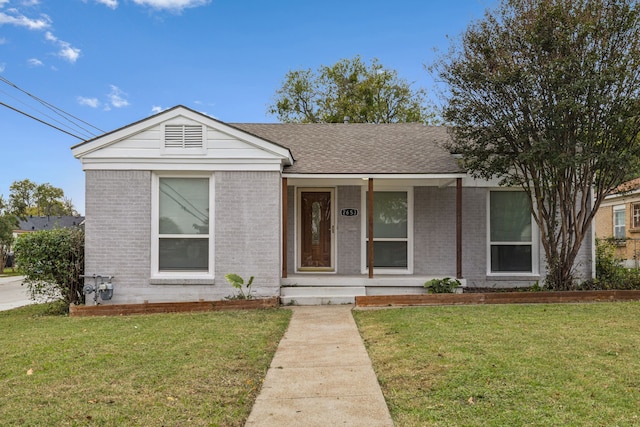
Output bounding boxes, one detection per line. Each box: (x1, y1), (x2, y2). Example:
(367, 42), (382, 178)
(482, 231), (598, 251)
(0, 276), (32, 311)
(245, 305), (394, 427)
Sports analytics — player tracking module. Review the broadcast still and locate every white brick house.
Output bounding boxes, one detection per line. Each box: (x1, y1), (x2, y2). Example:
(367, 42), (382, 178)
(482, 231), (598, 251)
(72, 105), (594, 305)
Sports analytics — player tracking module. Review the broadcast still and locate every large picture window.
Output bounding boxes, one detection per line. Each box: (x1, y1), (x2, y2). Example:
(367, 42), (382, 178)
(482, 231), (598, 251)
(155, 176), (211, 274)
(489, 191), (535, 273)
(364, 190), (412, 272)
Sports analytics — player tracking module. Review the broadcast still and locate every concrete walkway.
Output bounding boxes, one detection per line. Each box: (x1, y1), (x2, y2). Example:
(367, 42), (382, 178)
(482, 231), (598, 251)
(245, 305), (394, 427)
(0, 276), (33, 311)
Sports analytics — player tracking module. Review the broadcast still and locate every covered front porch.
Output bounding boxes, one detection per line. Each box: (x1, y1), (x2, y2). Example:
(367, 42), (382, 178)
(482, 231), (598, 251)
(279, 175), (467, 304)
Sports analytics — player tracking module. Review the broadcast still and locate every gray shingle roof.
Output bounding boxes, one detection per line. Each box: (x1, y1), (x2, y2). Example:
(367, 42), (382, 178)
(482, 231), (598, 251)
(230, 123), (461, 174)
(17, 216), (85, 232)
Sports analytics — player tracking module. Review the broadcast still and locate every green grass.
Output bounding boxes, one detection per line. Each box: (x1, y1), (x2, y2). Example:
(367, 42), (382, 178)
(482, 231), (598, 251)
(354, 303), (640, 426)
(0, 303), (291, 426)
(1, 267), (23, 276)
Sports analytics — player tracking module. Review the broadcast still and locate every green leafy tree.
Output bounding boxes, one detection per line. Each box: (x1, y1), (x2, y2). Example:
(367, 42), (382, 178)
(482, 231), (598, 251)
(14, 227), (85, 305)
(9, 179), (37, 219)
(35, 183), (65, 216)
(9, 179), (76, 218)
(0, 196), (18, 271)
(435, 0), (640, 289)
(269, 56), (435, 123)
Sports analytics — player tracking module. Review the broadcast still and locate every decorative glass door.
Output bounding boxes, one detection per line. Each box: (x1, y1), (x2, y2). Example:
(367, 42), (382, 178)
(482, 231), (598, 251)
(299, 190), (333, 269)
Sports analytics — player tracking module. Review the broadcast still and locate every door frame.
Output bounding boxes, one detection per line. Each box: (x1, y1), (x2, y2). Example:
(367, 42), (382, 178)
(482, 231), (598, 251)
(296, 187), (336, 272)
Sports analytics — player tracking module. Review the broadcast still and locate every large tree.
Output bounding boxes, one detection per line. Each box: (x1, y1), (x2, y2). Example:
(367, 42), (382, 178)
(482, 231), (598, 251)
(9, 179), (76, 218)
(436, 0), (640, 289)
(268, 56), (434, 123)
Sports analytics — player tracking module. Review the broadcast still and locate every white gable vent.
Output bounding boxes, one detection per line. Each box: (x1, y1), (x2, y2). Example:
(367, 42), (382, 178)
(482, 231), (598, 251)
(164, 124), (204, 149)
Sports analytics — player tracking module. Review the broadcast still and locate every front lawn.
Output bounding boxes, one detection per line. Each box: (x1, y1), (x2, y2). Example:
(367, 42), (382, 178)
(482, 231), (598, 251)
(0, 303), (291, 426)
(354, 303), (640, 426)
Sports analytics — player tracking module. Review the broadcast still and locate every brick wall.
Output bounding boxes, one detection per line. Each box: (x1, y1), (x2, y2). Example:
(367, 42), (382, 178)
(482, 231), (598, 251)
(85, 170), (152, 304)
(337, 186), (361, 274)
(84, 170), (281, 304)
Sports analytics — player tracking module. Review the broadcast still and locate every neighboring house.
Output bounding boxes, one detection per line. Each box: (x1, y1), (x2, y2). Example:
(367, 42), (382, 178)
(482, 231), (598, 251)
(595, 178), (640, 268)
(71, 105), (594, 305)
(14, 215), (85, 236)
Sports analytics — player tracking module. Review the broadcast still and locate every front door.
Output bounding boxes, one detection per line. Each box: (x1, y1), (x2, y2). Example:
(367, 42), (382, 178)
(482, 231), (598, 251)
(299, 190), (333, 270)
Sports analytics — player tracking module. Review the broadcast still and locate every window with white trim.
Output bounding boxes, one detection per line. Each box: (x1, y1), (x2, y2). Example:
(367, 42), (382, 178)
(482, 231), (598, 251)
(613, 205), (626, 239)
(632, 203), (640, 229)
(489, 191), (535, 273)
(153, 175), (213, 275)
(363, 190), (412, 272)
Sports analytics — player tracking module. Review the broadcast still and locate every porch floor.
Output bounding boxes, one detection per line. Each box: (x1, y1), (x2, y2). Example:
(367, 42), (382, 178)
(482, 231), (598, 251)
(280, 274), (466, 305)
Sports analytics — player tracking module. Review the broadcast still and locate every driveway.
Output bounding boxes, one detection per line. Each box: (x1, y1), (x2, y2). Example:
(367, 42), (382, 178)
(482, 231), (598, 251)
(0, 276), (34, 311)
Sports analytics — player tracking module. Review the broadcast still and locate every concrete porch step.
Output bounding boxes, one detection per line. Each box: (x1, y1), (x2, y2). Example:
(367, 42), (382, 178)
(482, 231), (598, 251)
(280, 286), (366, 306)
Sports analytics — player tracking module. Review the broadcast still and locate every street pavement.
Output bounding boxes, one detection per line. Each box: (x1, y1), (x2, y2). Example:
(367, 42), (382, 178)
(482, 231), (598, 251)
(0, 275), (33, 311)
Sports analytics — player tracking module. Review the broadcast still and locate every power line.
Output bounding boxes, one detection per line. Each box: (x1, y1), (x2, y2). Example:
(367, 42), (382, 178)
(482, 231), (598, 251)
(0, 75), (105, 136)
(0, 102), (85, 140)
(0, 88), (95, 140)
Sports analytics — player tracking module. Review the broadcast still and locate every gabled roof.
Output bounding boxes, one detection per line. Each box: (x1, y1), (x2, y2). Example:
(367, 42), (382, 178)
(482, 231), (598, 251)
(231, 123), (461, 174)
(17, 216), (85, 232)
(71, 105), (461, 175)
(71, 105), (294, 166)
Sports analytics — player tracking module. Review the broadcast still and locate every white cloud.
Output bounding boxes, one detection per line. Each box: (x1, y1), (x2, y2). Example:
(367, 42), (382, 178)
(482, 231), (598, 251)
(77, 96), (100, 108)
(0, 63), (5, 72)
(0, 9), (50, 30)
(58, 42), (80, 62)
(45, 31), (80, 63)
(108, 85), (129, 108)
(132, 0), (210, 11)
(151, 105), (165, 114)
(95, 0), (118, 9)
(27, 57), (42, 66)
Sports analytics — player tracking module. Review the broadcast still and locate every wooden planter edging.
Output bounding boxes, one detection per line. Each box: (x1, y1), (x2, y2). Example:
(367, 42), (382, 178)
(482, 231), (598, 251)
(355, 290), (640, 308)
(69, 297), (280, 317)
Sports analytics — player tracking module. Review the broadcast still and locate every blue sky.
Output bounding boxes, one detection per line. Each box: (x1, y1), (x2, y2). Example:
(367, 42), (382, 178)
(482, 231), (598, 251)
(0, 0), (495, 214)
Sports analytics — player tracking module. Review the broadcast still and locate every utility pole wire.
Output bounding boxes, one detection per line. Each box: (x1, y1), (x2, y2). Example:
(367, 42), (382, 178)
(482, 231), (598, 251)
(0, 102), (85, 140)
(0, 75), (106, 136)
(0, 88), (95, 140)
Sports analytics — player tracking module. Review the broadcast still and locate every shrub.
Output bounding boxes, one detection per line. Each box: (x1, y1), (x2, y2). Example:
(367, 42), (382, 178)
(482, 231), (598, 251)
(14, 227), (84, 306)
(424, 277), (461, 293)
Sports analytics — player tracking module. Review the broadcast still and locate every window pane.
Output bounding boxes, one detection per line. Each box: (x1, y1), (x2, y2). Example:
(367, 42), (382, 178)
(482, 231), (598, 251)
(159, 238), (208, 271)
(369, 192), (407, 238)
(367, 241), (408, 268)
(490, 192), (531, 242)
(159, 178), (209, 235)
(614, 209), (626, 239)
(491, 245), (532, 272)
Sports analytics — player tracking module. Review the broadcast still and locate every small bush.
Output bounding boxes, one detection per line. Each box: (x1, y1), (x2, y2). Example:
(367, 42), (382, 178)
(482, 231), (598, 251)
(579, 238), (640, 290)
(424, 277), (461, 293)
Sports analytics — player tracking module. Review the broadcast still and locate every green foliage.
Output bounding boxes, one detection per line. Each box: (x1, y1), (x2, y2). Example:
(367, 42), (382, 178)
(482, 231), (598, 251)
(225, 273), (255, 299)
(435, 0), (640, 290)
(578, 238), (640, 290)
(268, 56), (435, 124)
(0, 214), (17, 270)
(14, 227), (84, 305)
(8, 179), (76, 218)
(424, 277), (461, 293)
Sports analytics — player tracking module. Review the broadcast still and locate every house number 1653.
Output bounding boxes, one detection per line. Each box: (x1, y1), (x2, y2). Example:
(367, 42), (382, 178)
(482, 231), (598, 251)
(340, 208), (358, 217)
